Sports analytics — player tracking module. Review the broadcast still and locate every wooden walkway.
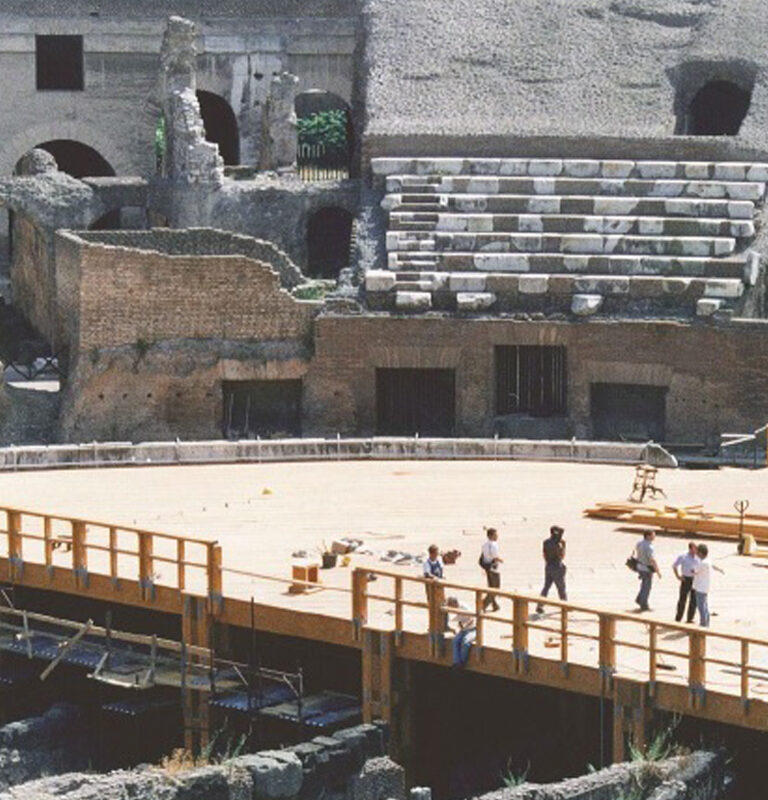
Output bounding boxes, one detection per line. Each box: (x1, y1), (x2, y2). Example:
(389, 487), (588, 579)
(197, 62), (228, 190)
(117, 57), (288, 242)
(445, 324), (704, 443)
(1, 460), (767, 754)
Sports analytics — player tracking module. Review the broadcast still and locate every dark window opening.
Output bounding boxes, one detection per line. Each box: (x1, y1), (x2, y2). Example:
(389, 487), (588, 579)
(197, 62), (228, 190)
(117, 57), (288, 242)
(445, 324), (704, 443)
(296, 91), (353, 180)
(222, 380), (301, 439)
(495, 346), (567, 417)
(196, 90), (239, 166)
(307, 207), (353, 278)
(36, 35), (83, 91)
(684, 80), (751, 136)
(27, 140), (114, 179)
(89, 207), (149, 231)
(590, 383), (667, 442)
(376, 368), (455, 436)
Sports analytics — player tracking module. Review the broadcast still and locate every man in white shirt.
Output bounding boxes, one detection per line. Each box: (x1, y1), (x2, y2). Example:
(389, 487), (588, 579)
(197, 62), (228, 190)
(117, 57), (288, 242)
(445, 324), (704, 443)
(479, 528), (503, 612)
(692, 543), (723, 627)
(672, 542), (699, 623)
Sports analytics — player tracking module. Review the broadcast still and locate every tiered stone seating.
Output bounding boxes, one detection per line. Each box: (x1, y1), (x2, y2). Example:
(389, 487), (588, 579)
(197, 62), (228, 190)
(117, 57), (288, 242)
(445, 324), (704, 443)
(367, 158), (768, 316)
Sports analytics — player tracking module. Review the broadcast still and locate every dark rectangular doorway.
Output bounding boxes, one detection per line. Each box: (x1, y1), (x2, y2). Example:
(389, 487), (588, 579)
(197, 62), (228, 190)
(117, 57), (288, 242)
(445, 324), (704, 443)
(590, 383), (666, 442)
(376, 368), (456, 436)
(222, 380), (302, 438)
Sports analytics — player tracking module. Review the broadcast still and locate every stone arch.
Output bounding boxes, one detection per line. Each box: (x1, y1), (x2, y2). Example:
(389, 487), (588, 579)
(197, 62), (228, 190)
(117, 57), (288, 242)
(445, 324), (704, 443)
(295, 91), (353, 176)
(196, 90), (239, 165)
(0, 121), (126, 178)
(306, 207), (354, 279)
(684, 80), (751, 135)
(18, 140), (115, 178)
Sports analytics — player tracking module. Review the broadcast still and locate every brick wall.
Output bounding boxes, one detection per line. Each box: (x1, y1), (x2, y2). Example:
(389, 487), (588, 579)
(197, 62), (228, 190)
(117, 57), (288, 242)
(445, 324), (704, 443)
(304, 316), (768, 445)
(57, 233), (317, 355)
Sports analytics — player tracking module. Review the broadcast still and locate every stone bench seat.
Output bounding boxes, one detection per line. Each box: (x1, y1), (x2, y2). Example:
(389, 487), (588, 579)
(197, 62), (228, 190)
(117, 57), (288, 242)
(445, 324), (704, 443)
(383, 194), (756, 219)
(385, 175), (766, 201)
(388, 212), (754, 238)
(369, 270), (744, 297)
(368, 270), (744, 315)
(387, 231), (737, 257)
(385, 251), (754, 280)
(372, 157), (768, 182)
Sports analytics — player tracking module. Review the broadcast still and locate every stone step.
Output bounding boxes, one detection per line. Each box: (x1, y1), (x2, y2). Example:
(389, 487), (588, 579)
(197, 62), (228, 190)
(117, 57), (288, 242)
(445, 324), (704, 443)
(387, 231), (737, 257)
(382, 193), (756, 219)
(386, 251), (752, 279)
(372, 157), (768, 182)
(388, 212), (755, 238)
(367, 270), (745, 303)
(385, 175), (766, 202)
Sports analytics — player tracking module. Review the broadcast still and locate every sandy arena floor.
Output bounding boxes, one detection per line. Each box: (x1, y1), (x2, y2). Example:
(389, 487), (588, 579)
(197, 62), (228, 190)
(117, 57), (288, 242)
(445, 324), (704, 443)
(2, 460), (768, 695)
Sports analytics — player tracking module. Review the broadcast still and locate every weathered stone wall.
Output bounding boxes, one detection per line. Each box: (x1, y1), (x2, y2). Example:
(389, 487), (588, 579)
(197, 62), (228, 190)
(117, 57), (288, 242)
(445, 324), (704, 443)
(304, 315), (768, 445)
(363, 0), (768, 154)
(472, 750), (727, 800)
(11, 216), (54, 343)
(0, 721), (398, 800)
(59, 340), (311, 442)
(0, 703), (89, 792)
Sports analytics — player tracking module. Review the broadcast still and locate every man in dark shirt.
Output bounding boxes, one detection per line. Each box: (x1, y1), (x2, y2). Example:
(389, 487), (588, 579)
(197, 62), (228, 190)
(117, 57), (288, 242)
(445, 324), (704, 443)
(536, 525), (567, 614)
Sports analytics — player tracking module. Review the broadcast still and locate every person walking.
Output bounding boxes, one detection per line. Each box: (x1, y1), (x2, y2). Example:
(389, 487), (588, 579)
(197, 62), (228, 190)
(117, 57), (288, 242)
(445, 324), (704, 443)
(672, 541), (699, 623)
(422, 544), (446, 629)
(479, 527), (503, 612)
(634, 530), (661, 611)
(536, 525), (567, 614)
(691, 543), (724, 627)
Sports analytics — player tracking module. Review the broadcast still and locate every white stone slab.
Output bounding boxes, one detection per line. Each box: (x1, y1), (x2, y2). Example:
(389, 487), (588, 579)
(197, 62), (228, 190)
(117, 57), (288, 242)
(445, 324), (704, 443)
(456, 292), (496, 311)
(518, 275), (549, 294)
(572, 294), (603, 315)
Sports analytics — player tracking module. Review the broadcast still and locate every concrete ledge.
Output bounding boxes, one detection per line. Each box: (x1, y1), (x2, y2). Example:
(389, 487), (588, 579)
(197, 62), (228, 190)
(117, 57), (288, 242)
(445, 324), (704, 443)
(0, 438), (678, 472)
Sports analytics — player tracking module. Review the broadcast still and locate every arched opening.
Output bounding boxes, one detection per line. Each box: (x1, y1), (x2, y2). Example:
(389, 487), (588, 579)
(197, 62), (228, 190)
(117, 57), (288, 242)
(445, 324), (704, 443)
(685, 80), (751, 135)
(307, 207), (353, 279)
(196, 90), (239, 165)
(26, 140), (114, 178)
(89, 207), (149, 231)
(295, 91), (353, 180)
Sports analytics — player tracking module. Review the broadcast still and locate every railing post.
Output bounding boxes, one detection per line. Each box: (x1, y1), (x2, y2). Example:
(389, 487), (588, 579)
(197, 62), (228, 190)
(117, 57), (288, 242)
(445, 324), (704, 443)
(177, 539), (186, 591)
(43, 517), (53, 572)
(352, 568), (368, 642)
(427, 580), (445, 658)
(688, 630), (706, 708)
(649, 622), (658, 693)
(7, 511), (22, 579)
(71, 520), (87, 587)
(599, 613), (616, 693)
(475, 590), (484, 654)
(138, 532), (154, 602)
(394, 576), (403, 643)
(560, 607), (569, 670)
(512, 597), (529, 673)
(109, 527), (118, 584)
(207, 544), (223, 612)
(741, 639), (750, 711)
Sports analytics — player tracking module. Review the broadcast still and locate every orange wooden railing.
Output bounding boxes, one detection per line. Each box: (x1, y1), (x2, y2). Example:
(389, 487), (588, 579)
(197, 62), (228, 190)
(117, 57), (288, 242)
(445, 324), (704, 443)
(0, 506), (222, 601)
(352, 567), (768, 706)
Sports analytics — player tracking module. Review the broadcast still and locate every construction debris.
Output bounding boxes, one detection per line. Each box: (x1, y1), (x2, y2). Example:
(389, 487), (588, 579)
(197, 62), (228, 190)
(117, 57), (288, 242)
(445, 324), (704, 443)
(584, 502), (768, 545)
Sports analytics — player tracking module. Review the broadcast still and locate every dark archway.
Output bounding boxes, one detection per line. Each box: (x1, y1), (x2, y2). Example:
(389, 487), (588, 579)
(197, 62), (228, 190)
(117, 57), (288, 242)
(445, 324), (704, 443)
(307, 207), (353, 278)
(30, 140), (114, 178)
(295, 91), (353, 180)
(89, 207), (149, 231)
(685, 81), (751, 135)
(196, 90), (239, 165)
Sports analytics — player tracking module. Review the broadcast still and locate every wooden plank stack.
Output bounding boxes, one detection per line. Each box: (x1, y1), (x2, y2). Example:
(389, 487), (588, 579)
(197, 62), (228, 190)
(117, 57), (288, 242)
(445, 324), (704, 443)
(583, 502), (768, 545)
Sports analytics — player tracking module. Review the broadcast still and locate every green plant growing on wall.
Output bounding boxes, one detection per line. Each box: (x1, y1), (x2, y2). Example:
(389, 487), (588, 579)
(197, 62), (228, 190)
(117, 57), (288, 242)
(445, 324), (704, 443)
(296, 109), (348, 150)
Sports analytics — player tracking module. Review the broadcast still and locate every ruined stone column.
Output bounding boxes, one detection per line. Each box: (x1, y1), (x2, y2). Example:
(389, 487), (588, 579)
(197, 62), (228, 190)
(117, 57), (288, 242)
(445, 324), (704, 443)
(260, 71), (299, 172)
